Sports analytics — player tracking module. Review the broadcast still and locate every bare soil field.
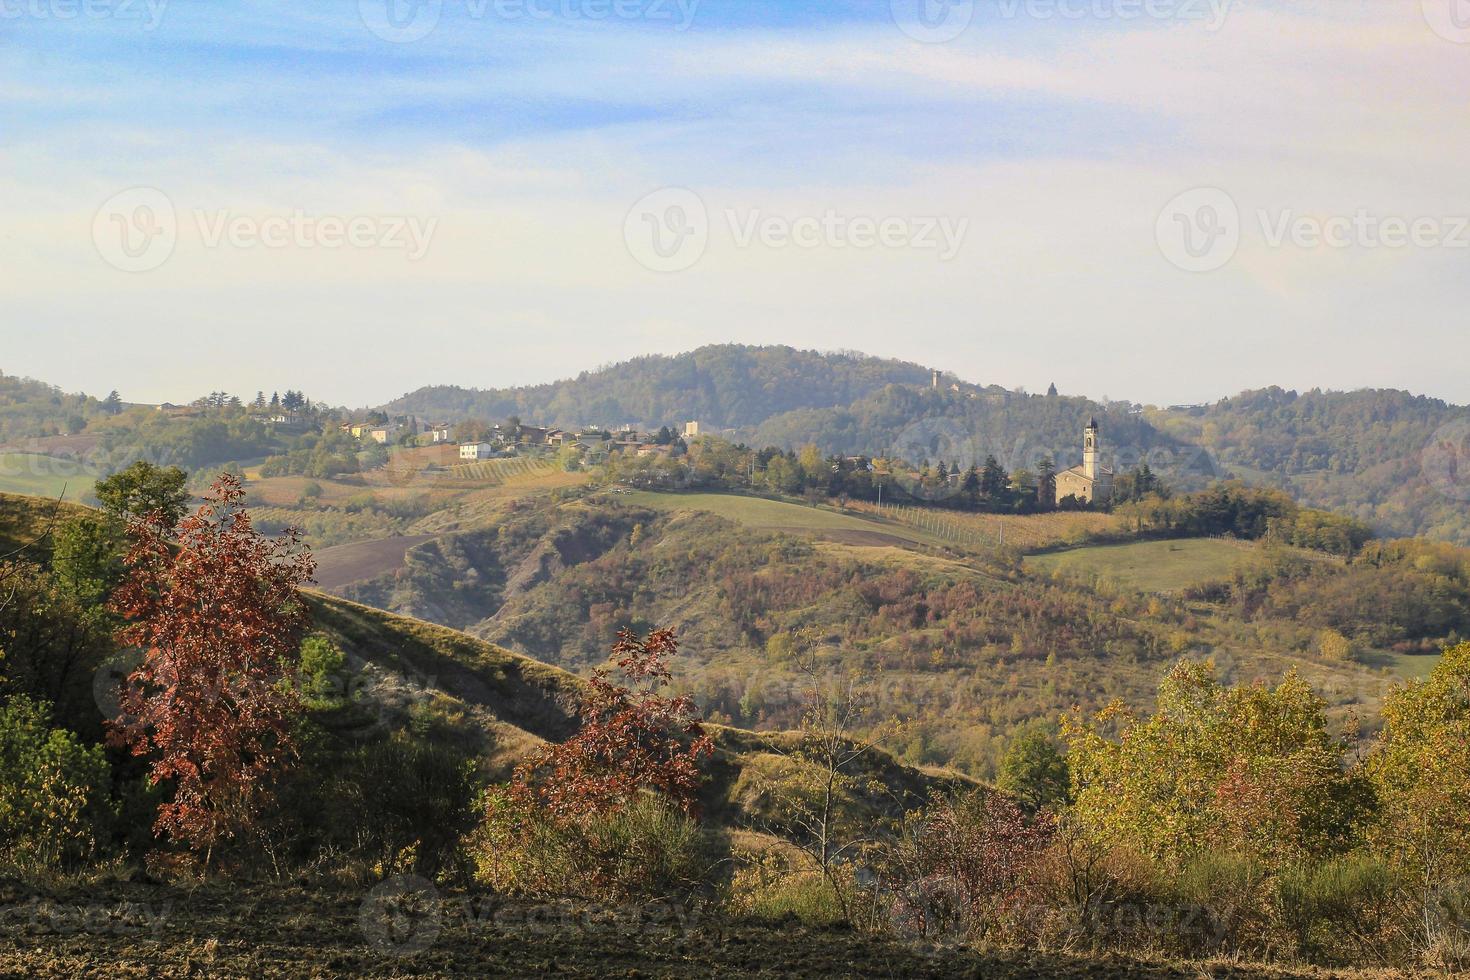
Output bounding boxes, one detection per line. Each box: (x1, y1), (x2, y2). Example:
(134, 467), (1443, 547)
(0, 881), (1374, 980)
(313, 534), (437, 590)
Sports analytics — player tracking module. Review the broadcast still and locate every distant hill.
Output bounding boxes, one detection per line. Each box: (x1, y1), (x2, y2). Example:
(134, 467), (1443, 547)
(1155, 387), (1470, 544)
(382, 344), (934, 430)
(7, 347), (1470, 543)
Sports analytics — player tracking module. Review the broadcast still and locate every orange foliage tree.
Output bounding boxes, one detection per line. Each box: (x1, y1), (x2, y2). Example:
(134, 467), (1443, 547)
(514, 628), (714, 818)
(108, 474), (315, 855)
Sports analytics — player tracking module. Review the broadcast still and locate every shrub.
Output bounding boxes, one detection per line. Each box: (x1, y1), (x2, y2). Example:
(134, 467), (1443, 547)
(882, 790), (1052, 942)
(1276, 853), (1398, 966)
(0, 696), (114, 870)
(334, 731), (479, 877)
(297, 633), (347, 703)
(1063, 661), (1370, 869)
(726, 852), (850, 927)
(470, 790), (709, 902)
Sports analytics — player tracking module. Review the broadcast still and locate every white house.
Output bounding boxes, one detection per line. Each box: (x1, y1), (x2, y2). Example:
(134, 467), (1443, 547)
(460, 443), (495, 461)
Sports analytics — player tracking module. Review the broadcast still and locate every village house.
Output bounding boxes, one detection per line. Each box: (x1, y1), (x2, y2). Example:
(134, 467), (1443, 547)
(460, 443), (496, 461)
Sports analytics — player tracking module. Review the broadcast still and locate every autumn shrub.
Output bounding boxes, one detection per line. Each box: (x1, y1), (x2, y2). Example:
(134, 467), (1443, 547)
(725, 851), (850, 927)
(1162, 850), (1275, 958)
(469, 628), (716, 900)
(1063, 661), (1371, 870)
(0, 696), (114, 871)
(1275, 853), (1399, 966)
(882, 790), (1052, 943)
(1013, 820), (1171, 952)
(470, 789), (708, 902)
(325, 730), (479, 878)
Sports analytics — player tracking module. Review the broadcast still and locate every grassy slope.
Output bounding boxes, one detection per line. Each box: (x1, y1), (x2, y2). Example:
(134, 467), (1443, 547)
(310, 590), (972, 822)
(0, 490), (88, 559)
(1025, 538), (1260, 593)
(621, 490), (949, 548)
(0, 453), (95, 503)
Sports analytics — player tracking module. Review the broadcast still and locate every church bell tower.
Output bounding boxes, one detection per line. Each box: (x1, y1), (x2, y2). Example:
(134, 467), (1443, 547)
(1083, 418), (1099, 480)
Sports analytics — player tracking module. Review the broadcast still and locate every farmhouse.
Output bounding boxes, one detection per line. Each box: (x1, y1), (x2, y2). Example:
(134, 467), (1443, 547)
(460, 443), (495, 461)
(1055, 419), (1113, 506)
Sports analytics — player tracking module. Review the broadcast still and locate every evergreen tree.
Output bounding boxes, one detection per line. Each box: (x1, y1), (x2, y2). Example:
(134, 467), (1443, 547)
(1037, 456), (1057, 510)
(980, 455), (1007, 499)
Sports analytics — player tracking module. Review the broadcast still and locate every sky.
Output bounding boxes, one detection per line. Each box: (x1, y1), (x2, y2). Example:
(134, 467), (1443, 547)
(1, 0), (1467, 408)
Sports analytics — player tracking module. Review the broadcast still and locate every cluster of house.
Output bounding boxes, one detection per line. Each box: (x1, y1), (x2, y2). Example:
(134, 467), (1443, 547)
(339, 416), (447, 445)
(456, 420), (700, 462)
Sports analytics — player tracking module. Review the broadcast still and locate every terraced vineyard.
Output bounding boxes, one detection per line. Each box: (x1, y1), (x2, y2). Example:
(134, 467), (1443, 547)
(443, 456), (557, 484)
(848, 501), (1124, 554)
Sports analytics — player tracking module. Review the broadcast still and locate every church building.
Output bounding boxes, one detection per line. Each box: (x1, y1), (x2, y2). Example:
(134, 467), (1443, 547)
(1055, 418), (1113, 506)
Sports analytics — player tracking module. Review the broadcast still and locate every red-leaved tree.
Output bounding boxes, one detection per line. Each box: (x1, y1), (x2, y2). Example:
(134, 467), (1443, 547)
(108, 474), (315, 856)
(514, 628), (714, 819)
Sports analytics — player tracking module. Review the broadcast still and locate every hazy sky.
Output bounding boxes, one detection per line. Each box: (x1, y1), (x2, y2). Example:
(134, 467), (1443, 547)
(2, 0), (1467, 408)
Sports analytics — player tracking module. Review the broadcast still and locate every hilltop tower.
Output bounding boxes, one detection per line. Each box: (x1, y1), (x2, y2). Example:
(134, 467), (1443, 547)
(1083, 417), (1099, 480)
(931, 370), (940, 389)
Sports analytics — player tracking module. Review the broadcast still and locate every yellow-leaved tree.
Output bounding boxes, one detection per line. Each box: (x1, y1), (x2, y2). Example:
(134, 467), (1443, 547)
(1063, 661), (1370, 869)
(1365, 641), (1470, 956)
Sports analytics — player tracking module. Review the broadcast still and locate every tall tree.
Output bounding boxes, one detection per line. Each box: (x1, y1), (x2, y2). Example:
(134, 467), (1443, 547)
(1037, 456), (1057, 510)
(108, 475), (315, 856)
(93, 461), (190, 531)
(980, 455), (1007, 499)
